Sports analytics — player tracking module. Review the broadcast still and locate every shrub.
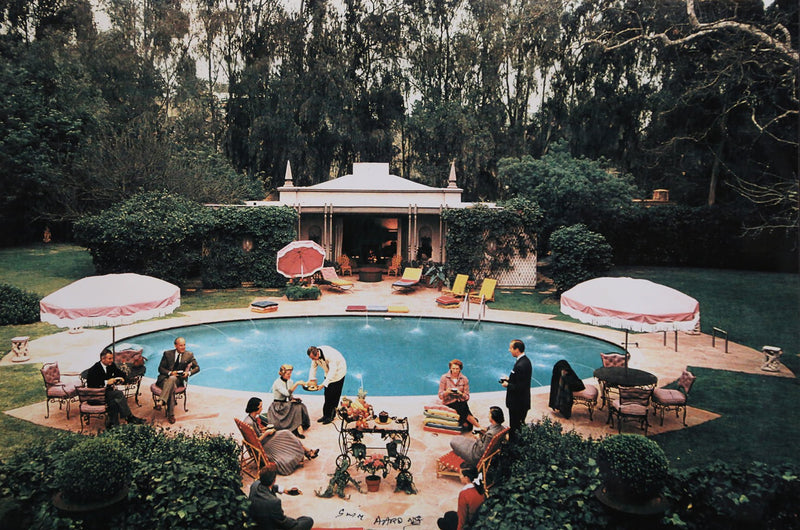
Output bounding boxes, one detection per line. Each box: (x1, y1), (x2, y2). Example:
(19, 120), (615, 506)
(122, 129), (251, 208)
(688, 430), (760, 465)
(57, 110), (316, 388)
(285, 284), (321, 300)
(549, 224), (613, 292)
(597, 434), (669, 501)
(0, 284), (41, 325)
(473, 418), (607, 529)
(53, 436), (133, 504)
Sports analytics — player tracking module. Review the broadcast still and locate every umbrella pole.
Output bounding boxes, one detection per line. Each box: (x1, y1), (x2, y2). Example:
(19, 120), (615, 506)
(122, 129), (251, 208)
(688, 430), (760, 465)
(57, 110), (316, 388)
(112, 326), (116, 357)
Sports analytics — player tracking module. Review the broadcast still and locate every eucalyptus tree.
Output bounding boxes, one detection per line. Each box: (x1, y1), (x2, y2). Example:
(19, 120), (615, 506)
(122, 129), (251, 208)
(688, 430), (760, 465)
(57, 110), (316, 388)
(583, 0), (798, 232)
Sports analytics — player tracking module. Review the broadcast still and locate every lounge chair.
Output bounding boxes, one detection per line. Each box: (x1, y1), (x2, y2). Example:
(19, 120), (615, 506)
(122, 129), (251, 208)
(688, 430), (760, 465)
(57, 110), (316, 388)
(234, 418), (272, 478)
(468, 278), (497, 303)
(392, 267), (422, 291)
(320, 267), (354, 291)
(441, 274), (469, 297)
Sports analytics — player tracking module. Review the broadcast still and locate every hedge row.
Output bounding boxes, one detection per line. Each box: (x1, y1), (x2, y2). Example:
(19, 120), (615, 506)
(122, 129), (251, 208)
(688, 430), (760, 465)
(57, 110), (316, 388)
(73, 191), (297, 288)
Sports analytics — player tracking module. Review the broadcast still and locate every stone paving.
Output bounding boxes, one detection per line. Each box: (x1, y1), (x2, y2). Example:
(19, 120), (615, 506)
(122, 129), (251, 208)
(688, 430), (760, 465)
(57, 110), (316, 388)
(2, 276), (793, 529)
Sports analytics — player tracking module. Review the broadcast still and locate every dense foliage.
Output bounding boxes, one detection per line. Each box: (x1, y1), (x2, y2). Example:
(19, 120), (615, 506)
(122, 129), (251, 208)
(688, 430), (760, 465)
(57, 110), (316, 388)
(442, 198), (542, 281)
(549, 224), (613, 292)
(597, 434), (669, 500)
(74, 192), (297, 288)
(53, 436), (132, 503)
(0, 425), (249, 529)
(0, 1), (794, 269)
(472, 419), (800, 529)
(0, 284), (40, 325)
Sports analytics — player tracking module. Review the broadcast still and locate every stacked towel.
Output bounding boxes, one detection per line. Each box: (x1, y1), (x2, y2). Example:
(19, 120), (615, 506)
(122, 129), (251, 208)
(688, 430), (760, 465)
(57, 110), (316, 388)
(250, 300), (279, 313)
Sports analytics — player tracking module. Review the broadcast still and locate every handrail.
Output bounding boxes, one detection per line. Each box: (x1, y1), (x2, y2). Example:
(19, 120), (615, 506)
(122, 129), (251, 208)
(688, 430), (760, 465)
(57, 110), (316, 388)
(460, 292), (470, 324)
(712, 327), (729, 353)
(475, 295), (486, 326)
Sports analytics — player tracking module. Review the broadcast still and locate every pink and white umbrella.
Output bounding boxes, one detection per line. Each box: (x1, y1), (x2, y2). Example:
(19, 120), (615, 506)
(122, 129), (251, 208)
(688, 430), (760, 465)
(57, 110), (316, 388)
(560, 277), (699, 352)
(276, 240), (326, 278)
(40, 273), (180, 352)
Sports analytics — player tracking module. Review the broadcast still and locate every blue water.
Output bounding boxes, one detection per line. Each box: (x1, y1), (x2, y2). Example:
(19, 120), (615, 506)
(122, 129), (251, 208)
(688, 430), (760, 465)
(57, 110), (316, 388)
(126, 316), (624, 396)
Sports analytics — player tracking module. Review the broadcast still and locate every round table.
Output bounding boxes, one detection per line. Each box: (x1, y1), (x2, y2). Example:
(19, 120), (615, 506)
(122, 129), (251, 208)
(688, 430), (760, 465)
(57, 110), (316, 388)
(593, 367), (657, 387)
(593, 367), (658, 410)
(358, 267), (383, 282)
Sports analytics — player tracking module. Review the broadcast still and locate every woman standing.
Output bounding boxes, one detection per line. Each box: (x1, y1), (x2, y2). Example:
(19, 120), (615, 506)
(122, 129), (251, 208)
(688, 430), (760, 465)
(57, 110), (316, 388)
(438, 359), (481, 431)
(243, 397), (318, 475)
(266, 364), (311, 438)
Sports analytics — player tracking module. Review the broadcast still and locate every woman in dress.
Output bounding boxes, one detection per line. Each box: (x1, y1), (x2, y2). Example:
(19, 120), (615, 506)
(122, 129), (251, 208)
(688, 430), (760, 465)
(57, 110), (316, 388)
(266, 364), (311, 438)
(438, 359), (481, 431)
(243, 397), (318, 475)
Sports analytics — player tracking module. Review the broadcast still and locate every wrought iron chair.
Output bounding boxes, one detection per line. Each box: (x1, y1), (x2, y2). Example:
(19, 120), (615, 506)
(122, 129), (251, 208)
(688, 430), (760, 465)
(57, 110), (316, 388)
(652, 369), (696, 426)
(114, 347), (146, 406)
(150, 380), (188, 415)
(40, 362), (79, 420)
(76, 386), (109, 432)
(234, 417), (272, 478)
(572, 384), (599, 421)
(597, 352), (630, 409)
(337, 255), (353, 276)
(387, 255), (403, 276)
(608, 385), (655, 435)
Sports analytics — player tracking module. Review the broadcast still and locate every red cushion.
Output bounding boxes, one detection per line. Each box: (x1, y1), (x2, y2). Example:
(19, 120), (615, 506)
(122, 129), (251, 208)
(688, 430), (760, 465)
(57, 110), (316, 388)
(346, 305), (367, 312)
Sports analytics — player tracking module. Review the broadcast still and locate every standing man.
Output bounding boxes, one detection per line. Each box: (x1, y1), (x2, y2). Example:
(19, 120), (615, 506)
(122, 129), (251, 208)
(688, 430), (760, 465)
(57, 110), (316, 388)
(501, 339), (531, 434)
(306, 345), (347, 425)
(155, 337), (200, 424)
(85, 349), (145, 426)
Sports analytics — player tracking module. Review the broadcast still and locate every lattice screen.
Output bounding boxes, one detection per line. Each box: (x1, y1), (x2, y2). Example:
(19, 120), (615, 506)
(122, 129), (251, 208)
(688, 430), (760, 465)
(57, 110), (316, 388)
(496, 252), (537, 287)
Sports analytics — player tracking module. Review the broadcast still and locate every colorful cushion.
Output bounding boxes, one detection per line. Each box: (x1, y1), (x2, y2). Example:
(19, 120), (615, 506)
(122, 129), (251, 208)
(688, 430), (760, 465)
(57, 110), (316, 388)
(423, 416), (460, 428)
(366, 305), (388, 312)
(387, 305), (409, 313)
(250, 300), (278, 313)
(346, 305), (367, 312)
(423, 423), (463, 434)
(436, 295), (461, 307)
(424, 405), (460, 420)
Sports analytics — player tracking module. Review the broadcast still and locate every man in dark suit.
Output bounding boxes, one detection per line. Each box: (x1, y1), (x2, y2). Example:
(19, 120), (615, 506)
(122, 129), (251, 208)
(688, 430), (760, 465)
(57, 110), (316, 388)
(155, 337), (200, 424)
(249, 462), (313, 530)
(501, 339), (531, 434)
(85, 349), (145, 426)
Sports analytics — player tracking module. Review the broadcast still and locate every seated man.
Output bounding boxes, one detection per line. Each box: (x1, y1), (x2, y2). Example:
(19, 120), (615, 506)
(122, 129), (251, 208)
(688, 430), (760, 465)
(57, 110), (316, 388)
(155, 337), (199, 424)
(249, 462), (313, 530)
(85, 349), (145, 426)
(449, 406), (505, 468)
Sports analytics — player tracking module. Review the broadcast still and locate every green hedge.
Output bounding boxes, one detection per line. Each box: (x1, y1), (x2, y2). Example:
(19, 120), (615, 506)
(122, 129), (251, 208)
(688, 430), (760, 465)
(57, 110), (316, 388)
(74, 191), (297, 288)
(472, 419), (800, 529)
(549, 224), (613, 292)
(0, 284), (40, 325)
(0, 425), (250, 529)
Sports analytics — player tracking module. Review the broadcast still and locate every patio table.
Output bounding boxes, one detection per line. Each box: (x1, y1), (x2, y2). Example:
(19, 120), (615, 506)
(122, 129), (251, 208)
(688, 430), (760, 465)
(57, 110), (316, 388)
(593, 367), (657, 409)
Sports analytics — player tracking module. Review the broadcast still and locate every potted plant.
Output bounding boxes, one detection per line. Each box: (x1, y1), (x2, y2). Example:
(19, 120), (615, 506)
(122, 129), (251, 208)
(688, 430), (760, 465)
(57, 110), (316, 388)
(596, 434), (670, 514)
(52, 437), (133, 513)
(358, 454), (388, 492)
(423, 263), (448, 289)
(285, 282), (321, 301)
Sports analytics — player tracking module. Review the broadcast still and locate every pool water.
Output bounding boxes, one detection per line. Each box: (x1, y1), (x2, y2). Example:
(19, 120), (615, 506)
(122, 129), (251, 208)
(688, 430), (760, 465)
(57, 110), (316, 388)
(129, 316), (624, 396)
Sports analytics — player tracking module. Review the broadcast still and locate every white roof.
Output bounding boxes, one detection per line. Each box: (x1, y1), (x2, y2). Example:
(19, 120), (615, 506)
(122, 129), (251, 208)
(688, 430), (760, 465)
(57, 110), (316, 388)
(305, 163), (435, 192)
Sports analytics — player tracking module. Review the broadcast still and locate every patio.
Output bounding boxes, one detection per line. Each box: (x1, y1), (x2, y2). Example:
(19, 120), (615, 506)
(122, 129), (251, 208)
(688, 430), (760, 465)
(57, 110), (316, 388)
(2, 276), (791, 529)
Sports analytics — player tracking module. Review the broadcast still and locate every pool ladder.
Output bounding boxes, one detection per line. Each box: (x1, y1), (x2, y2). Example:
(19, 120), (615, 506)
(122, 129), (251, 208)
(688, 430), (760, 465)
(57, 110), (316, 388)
(461, 294), (487, 326)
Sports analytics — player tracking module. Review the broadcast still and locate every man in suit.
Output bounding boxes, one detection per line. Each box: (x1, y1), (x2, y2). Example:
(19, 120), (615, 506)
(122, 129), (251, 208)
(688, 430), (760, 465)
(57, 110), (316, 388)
(155, 337), (200, 424)
(501, 339), (531, 434)
(85, 349), (145, 426)
(249, 462), (313, 530)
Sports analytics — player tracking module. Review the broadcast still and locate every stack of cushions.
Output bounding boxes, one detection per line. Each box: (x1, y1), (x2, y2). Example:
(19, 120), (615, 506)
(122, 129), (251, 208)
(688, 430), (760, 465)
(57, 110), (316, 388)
(250, 300), (279, 313)
(423, 404), (463, 434)
(346, 305), (409, 313)
(435, 295), (462, 308)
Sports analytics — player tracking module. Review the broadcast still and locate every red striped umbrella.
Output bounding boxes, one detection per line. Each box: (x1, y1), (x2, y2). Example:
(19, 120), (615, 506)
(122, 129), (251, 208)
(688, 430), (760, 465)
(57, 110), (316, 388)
(276, 240), (326, 278)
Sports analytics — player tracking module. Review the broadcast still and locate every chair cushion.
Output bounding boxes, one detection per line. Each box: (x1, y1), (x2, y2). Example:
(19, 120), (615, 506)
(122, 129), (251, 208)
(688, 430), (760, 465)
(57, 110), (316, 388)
(47, 384), (77, 398)
(610, 400), (648, 415)
(366, 305), (388, 312)
(346, 305), (367, 312)
(438, 450), (465, 472)
(573, 385), (598, 400)
(80, 404), (106, 414)
(653, 388), (686, 405)
(41, 363), (61, 385)
(387, 305), (409, 313)
(150, 383), (186, 396)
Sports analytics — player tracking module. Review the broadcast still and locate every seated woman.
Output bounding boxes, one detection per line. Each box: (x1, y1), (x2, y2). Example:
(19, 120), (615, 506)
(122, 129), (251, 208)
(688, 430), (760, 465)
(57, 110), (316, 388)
(243, 397), (318, 475)
(266, 364), (311, 439)
(548, 359), (585, 419)
(437, 463), (485, 530)
(438, 359), (481, 431)
(450, 406), (505, 468)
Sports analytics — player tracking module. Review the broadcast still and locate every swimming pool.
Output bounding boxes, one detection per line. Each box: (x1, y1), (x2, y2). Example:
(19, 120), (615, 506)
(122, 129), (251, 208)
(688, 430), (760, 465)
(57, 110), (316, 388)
(128, 316), (624, 396)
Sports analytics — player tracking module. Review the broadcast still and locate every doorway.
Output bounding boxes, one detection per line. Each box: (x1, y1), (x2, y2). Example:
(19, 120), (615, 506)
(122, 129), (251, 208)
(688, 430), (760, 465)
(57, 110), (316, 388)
(341, 216), (399, 266)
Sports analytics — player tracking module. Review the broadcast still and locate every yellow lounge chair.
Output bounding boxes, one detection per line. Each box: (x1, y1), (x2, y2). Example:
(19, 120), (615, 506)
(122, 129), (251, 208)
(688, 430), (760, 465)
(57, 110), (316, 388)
(392, 267), (422, 291)
(441, 274), (469, 296)
(320, 267), (354, 292)
(469, 278), (497, 303)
